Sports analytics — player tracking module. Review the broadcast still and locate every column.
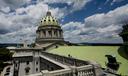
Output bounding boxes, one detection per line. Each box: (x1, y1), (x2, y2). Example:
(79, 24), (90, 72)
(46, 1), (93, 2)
(54, 30), (57, 38)
(36, 32), (39, 38)
(52, 30), (54, 38)
(40, 31), (42, 38)
(57, 30), (60, 38)
(43, 31), (46, 38)
(41, 31), (43, 38)
(59, 30), (61, 38)
(39, 31), (40, 38)
(46, 30), (49, 38)
(60, 30), (63, 38)
(48, 30), (51, 38)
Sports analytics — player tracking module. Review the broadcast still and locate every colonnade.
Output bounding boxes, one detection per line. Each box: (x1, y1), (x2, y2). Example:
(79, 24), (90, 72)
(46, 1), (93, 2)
(37, 30), (63, 39)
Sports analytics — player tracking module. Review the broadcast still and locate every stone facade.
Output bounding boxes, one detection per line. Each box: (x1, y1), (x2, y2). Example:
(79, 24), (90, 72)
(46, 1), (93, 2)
(11, 48), (66, 76)
(11, 49), (103, 76)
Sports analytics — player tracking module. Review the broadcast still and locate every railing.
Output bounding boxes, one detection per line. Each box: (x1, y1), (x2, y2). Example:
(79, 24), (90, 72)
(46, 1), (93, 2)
(41, 52), (89, 67)
(27, 52), (102, 76)
(45, 65), (95, 76)
(27, 65), (96, 76)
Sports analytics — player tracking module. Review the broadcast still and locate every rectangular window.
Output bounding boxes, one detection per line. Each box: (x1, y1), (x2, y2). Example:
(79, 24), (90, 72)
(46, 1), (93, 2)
(26, 61), (29, 65)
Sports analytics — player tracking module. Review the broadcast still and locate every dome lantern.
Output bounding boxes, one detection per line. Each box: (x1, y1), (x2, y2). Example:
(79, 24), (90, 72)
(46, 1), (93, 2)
(46, 11), (51, 16)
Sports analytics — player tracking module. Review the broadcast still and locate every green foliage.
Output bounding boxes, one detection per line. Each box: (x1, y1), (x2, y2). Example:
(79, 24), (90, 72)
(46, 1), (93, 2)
(0, 62), (10, 72)
(0, 48), (13, 72)
(0, 48), (13, 62)
(125, 45), (128, 54)
(121, 45), (128, 55)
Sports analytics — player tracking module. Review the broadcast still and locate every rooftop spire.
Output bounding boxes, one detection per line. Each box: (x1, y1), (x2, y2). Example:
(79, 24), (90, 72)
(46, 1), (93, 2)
(46, 6), (51, 16)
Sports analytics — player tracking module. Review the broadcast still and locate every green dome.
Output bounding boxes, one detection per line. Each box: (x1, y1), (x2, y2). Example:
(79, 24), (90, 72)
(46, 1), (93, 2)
(40, 11), (59, 26)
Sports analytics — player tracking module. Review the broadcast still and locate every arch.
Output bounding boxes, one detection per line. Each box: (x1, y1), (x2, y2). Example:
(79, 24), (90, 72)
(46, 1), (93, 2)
(54, 30), (57, 37)
(43, 31), (46, 38)
(48, 30), (52, 37)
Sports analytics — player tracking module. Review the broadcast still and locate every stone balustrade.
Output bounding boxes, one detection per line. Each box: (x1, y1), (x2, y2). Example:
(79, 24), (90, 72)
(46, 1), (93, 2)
(26, 52), (103, 76)
(41, 52), (89, 67)
(27, 65), (97, 76)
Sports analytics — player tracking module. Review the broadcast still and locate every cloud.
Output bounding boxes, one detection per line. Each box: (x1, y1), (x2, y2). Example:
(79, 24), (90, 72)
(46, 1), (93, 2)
(0, 26), (36, 43)
(112, 0), (124, 3)
(62, 4), (128, 43)
(0, 0), (31, 10)
(0, 1), (65, 43)
(111, 0), (125, 5)
(39, 0), (91, 12)
(84, 4), (128, 28)
(15, 2), (49, 19)
(0, 7), (11, 13)
(0, 0), (127, 43)
(105, 0), (125, 5)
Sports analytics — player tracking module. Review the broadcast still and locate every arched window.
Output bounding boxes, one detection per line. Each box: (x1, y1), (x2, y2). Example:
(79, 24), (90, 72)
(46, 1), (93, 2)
(54, 30), (57, 36)
(48, 31), (52, 37)
(25, 67), (30, 75)
(43, 31), (46, 37)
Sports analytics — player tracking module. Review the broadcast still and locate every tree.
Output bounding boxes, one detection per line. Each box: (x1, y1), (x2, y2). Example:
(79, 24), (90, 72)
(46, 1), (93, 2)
(0, 48), (13, 72)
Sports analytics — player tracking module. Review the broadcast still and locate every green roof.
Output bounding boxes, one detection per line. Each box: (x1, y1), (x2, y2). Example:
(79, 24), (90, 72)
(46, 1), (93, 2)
(39, 11), (59, 26)
(49, 46), (128, 75)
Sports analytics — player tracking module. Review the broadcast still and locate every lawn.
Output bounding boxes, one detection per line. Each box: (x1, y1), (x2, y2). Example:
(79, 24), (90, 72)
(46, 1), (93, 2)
(49, 46), (128, 75)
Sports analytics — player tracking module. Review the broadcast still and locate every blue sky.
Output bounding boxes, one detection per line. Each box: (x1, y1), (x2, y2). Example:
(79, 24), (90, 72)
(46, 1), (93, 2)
(0, 0), (128, 43)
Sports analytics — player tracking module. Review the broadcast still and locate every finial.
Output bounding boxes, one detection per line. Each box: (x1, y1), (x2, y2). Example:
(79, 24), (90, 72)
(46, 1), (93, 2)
(46, 6), (51, 16)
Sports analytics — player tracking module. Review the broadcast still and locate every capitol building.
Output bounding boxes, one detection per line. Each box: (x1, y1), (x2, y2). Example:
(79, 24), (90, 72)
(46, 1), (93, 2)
(1, 11), (122, 76)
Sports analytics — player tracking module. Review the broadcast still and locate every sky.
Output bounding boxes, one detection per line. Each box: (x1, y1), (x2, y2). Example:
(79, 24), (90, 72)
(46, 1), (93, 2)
(0, 0), (128, 43)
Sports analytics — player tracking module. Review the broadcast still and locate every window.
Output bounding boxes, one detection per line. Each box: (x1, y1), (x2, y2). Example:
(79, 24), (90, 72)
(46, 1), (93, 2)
(26, 61), (29, 65)
(25, 69), (29, 74)
(43, 31), (46, 36)
(25, 67), (30, 74)
(36, 68), (38, 72)
(15, 64), (17, 67)
(54, 31), (57, 36)
(48, 31), (51, 36)
(36, 61), (38, 65)
(43, 47), (46, 51)
(51, 67), (54, 70)
(47, 65), (49, 68)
